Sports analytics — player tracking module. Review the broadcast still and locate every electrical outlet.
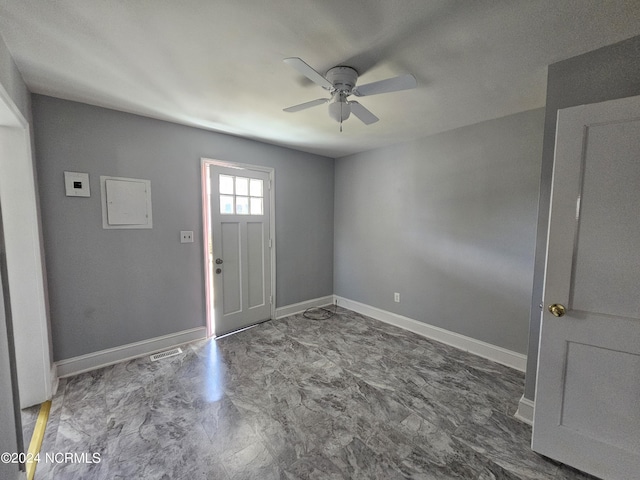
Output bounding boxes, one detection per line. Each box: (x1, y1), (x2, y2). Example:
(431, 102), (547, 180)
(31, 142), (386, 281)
(394, 292), (400, 303)
(180, 231), (194, 243)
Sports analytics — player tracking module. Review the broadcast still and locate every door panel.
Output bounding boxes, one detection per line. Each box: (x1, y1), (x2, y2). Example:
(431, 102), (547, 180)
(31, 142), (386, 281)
(562, 341), (640, 452)
(570, 120), (640, 317)
(221, 222), (241, 315)
(532, 95), (640, 480)
(247, 222), (265, 309)
(210, 165), (272, 336)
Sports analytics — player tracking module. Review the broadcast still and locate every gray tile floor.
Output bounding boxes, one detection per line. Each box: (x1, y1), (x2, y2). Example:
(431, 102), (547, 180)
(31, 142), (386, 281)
(33, 308), (594, 479)
(21, 403), (40, 448)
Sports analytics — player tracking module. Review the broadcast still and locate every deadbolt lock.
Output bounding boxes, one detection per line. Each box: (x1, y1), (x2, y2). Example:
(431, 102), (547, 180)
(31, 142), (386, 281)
(548, 303), (566, 317)
(215, 268), (222, 274)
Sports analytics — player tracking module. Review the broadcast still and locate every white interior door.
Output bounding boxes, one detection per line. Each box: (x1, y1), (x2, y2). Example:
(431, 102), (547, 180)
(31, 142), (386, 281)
(0, 90), (52, 408)
(532, 95), (640, 479)
(209, 164), (272, 337)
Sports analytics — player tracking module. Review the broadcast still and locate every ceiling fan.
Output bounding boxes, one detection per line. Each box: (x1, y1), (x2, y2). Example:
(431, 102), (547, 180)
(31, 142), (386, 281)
(283, 57), (417, 130)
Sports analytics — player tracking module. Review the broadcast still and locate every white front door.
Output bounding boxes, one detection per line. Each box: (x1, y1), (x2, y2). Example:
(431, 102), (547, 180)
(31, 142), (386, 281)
(532, 95), (640, 479)
(209, 164), (273, 336)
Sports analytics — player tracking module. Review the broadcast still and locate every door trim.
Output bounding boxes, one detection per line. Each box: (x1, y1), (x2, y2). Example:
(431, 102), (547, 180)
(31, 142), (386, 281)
(201, 158), (276, 337)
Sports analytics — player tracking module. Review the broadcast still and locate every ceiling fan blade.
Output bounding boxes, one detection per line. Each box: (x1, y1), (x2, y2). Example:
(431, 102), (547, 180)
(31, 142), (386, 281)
(283, 98), (330, 113)
(349, 102), (379, 125)
(284, 58), (334, 90)
(353, 74), (417, 97)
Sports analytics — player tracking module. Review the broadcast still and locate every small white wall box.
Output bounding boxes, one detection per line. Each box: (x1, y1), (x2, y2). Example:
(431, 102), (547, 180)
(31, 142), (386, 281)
(64, 171), (90, 197)
(100, 176), (152, 229)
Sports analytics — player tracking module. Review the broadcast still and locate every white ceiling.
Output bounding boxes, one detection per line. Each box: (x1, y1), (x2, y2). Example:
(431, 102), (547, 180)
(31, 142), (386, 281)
(1, 1), (639, 158)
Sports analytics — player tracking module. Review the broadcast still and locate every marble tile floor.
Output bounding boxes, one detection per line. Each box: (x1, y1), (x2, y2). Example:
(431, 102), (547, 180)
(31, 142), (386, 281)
(33, 308), (595, 479)
(21, 403), (41, 448)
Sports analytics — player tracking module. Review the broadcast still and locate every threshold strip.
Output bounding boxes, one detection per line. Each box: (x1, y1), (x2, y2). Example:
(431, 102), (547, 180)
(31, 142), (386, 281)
(26, 400), (51, 480)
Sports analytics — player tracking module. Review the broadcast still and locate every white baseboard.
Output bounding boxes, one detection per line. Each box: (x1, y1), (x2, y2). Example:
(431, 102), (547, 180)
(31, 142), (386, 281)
(275, 295), (334, 319)
(55, 327), (207, 378)
(50, 363), (59, 397)
(515, 395), (534, 425)
(334, 296), (527, 372)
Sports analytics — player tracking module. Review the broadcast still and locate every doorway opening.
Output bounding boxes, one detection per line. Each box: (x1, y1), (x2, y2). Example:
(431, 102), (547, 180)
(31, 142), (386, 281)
(201, 159), (275, 338)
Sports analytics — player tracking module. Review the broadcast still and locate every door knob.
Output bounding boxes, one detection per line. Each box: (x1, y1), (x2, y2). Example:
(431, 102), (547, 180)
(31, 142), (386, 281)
(215, 258), (223, 264)
(548, 303), (566, 317)
(215, 268), (222, 274)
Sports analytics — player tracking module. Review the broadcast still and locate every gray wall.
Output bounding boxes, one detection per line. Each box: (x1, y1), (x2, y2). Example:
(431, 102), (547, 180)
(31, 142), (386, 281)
(33, 95), (334, 361)
(524, 35), (640, 400)
(0, 33), (29, 121)
(0, 32), (27, 480)
(334, 108), (544, 354)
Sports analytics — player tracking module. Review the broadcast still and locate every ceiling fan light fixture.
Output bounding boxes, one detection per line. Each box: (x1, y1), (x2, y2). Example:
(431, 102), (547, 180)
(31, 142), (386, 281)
(328, 96), (351, 123)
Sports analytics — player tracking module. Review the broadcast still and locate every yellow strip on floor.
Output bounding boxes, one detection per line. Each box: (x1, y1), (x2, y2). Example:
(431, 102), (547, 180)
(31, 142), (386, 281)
(26, 400), (51, 480)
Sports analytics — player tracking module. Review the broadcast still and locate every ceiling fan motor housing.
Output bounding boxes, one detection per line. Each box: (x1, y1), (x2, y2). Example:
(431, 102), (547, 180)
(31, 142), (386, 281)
(325, 66), (358, 94)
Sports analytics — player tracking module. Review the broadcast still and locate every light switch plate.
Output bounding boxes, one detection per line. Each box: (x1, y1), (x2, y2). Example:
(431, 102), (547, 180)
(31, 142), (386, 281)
(180, 231), (194, 243)
(64, 171), (90, 197)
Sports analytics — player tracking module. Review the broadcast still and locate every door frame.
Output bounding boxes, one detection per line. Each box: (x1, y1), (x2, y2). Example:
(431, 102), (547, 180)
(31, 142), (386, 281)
(201, 158), (276, 337)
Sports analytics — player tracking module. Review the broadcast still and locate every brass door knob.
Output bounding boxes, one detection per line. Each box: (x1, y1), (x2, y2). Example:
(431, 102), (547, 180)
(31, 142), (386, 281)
(548, 304), (566, 317)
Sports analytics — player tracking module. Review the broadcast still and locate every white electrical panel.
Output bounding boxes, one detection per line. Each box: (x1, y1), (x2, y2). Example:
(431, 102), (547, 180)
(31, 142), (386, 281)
(64, 171), (90, 197)
(100, 176), (152, 229)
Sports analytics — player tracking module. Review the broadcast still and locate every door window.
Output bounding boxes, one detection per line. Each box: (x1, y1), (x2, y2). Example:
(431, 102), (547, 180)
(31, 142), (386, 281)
(219, 175), (263, 215)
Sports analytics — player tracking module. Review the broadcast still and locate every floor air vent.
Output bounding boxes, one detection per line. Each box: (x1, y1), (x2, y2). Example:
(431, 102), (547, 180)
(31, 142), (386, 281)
(150, 347), (182, 361)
